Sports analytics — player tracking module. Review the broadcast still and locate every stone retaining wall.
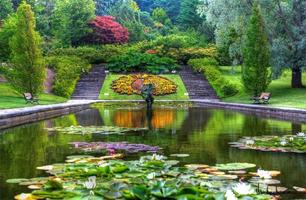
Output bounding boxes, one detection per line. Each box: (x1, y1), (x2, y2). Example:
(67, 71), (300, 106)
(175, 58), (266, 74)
(1, 100), (306, 130)
(195, 100), (306, 123)
(0, 102), (91, 130)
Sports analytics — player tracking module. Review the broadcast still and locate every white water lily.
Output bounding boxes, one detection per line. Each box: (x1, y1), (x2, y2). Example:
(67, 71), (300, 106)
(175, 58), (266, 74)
(280, 140), (287, 146)
(232, 183), (256, 195)
(83, 176), (96, 189)
(225, 190), (238, 200)
(151, 154), (165, 161)
(296, 132), (305, 137)
(147, 172), (156, 179)
(246, 140), (255, 145)
(19, 193), (31, 200)
(289, 137), (294, 141)
(257, 169), (272, 179)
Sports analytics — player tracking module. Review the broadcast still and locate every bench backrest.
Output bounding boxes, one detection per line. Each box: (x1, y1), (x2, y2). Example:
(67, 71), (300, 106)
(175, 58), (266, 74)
(259, 92), (271, 100)
(23, 93), (33, 100)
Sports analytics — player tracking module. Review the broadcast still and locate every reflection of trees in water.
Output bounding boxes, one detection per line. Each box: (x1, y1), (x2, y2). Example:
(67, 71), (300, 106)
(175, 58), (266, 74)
(75, 109), (104, 126)
(0, 123), (48, 199)
(0, 116), (89, 199)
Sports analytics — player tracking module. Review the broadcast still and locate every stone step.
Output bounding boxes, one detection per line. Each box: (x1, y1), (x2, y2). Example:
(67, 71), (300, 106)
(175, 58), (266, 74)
(179, 65), (218, 100)
(71, 65), (106, 100)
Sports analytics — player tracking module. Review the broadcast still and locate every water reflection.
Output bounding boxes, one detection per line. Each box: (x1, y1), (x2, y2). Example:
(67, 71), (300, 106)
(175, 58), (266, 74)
(0, 106), (305, 199)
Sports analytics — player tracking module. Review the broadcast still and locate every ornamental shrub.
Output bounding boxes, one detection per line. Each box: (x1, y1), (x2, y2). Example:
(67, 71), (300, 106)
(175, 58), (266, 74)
(107, 52), (178, 74)
(85, 16), (129, 44)
(7, 1), (45, 96)
(188, 58), (239, 98)
(46, 56), (91, 98)
(49, 47), (105, 64)
(49, 45), (138, 64)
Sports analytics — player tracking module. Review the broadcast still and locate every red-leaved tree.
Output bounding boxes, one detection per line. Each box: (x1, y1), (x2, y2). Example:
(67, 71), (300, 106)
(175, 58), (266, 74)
(85, 16), (129, 44)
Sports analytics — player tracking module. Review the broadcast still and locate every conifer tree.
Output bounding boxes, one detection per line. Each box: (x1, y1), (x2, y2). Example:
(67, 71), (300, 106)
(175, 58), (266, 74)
(242, 3), (271, 96)
(8, 1), (45, 95)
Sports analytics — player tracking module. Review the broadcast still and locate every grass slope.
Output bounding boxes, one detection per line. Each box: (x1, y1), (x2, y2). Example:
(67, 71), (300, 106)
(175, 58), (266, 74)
(220, 66), (306, 109)
(0, 83), (67, 109)
(99, 74), (189, 100)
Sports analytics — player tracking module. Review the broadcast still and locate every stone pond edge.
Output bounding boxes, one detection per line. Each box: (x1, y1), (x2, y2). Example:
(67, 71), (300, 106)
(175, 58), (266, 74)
(1, 99), (306, 130)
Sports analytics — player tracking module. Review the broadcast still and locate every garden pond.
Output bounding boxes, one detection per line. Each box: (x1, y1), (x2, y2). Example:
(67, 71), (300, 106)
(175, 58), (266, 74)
(0, 103), (305, 199)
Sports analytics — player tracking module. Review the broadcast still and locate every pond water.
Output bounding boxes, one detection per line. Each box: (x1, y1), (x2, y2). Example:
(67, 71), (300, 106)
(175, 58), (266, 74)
(0, 105), (305, 199)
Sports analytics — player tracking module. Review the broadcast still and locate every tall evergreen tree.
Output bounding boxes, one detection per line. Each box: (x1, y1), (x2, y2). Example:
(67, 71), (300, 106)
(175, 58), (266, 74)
(178, 0), (202, 29)
(242, 3), (271, 96)
(0, 0), (13, 20)
(7, 1), (45, 95)
(52, 0), (95, 47)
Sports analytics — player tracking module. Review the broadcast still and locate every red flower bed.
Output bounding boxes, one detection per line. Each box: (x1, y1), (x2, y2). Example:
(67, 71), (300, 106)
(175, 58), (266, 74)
(85, 16), (129, 44)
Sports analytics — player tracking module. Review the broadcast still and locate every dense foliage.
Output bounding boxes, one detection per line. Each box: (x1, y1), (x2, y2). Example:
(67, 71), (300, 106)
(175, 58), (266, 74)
(107, 52), (178, 74)
(0, 0), (13, 20)
(4, 1), (45, 95)
(177, 0), (202, 30)
(85, 16), (129, 44)
(199, 0), (306, 88)
(0, 14), (17, 61)
(242, 3), (271, 96)
(52, 0), (95, 47)
(188, 58), (239, 98)
(46, 56), (91, 98)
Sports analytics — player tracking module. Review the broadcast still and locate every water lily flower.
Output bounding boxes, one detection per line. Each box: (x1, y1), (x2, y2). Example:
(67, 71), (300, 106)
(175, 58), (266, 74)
(232, 182), (256, 195)
(246, 140), (255, 145)
(83, 176), (96, 189)
(289, 137), (294, 141)
(225, 190), (238, 200)
(257, 169), (272, 179)
(147, 172), (156, 179)
(296, 132), (305, 137)
(280, 140), (287, 146)
(151, 154), (165, 161)
(19, 193), (32, 200)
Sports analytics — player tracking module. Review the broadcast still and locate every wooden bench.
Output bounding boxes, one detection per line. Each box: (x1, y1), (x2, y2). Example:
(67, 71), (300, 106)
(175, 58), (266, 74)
(23, 93), (39, 104)
(252, 92), (271, 104)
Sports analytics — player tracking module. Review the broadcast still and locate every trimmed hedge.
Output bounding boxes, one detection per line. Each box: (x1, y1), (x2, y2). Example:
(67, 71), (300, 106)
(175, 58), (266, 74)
(48, 45), (136, 64)
(46, 56), (91, 98)
(188, 58), (239, 98)
(107, 52), (178, 74)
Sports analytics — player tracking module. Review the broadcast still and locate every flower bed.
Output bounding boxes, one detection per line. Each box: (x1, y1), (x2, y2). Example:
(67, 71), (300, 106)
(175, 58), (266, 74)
(229, 133), (306, 153)
(111, 74), (177, 96)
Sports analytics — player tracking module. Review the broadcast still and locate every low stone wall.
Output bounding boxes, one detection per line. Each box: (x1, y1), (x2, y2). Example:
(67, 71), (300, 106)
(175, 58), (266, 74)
(1, 99), (306, 130)
(194, 100), (306, 123)
(0, 102), (92, 130)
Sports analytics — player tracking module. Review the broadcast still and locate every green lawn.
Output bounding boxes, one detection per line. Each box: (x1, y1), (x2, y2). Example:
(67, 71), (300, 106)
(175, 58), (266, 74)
(99, 74), (189, 100)
(0, 83), (67, 109)
(220, 66), (306, 109)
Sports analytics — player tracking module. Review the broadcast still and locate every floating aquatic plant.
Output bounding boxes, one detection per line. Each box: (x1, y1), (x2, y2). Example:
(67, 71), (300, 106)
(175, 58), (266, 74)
(229, 134), (306, 153)
(7, 154), (285, 200)
(70, 141), (161, 153)
(45, 125), (147, 135)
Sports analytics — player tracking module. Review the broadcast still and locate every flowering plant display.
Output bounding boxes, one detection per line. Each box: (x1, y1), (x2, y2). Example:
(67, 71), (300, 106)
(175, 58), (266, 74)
(229, 133), (306, 153)
(111, 74), (177, 96)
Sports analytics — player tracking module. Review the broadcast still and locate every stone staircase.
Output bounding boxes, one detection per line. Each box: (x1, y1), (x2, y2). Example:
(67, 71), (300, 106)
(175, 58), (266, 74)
(71, 65), (106, 100)
(179, 65), (219, 100)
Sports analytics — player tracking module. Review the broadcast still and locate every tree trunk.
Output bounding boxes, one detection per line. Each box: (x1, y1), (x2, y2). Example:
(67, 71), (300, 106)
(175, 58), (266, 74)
(291, 67), (303, 88)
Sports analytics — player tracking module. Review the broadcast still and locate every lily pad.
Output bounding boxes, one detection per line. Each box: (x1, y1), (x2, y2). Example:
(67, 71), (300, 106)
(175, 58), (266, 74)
(6, 178), (29, 184)
(215, 163), (256, 171)
(170, 154), (190, 158)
